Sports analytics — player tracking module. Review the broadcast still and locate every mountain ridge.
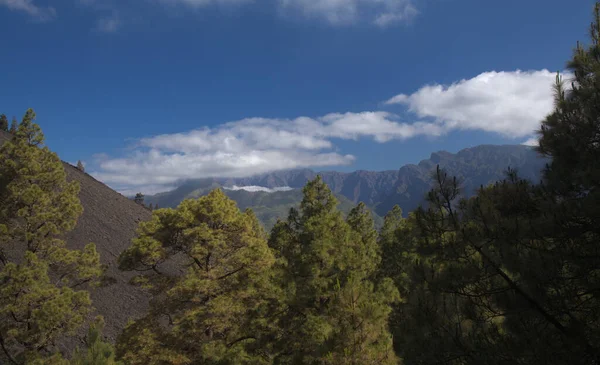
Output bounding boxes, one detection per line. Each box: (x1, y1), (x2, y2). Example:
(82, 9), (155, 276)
(145, 144), (547, 219)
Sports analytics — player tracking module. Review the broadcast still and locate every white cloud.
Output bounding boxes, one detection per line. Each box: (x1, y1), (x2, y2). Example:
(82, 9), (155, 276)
(224, 185), (294, 193)
(0, 0), (56, 21)
(386, 69), (564, 138)
(279, 0), (418, 26)
(91, 112), (442, 193)
(96, 11), (120, 32)
(521, 137), (539, 147)
(93, 69), (562, 195)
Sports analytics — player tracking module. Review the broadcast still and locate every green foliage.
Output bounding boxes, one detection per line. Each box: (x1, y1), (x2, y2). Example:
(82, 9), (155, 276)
(0, 109), (83, 255)
(0, 109), (103, 364)
(269, 176), (399, 364)
(71, 317), (121, 365)
(0, 252), (92, 364)
(8, 118), (17, 134)
(117, 188), (277, 364)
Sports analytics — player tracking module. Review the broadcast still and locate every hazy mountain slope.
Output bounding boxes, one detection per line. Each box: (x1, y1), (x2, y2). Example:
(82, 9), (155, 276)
(147, 185), (382, 231)
(146, 178), (222, 209)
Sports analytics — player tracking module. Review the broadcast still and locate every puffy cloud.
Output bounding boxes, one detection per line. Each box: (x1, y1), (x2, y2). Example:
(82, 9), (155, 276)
(91, 112), (441, 193)
(279, 0), (418, 26)
(0, 0), (56, 21)
(386, 69), (564, 138)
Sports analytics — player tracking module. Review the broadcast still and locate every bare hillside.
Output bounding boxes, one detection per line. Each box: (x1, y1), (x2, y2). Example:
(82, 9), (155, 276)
(61, 162), (153, 343)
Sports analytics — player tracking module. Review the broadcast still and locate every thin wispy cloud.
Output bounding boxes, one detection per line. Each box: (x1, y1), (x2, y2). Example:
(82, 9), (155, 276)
(279, 0), (418, 26)
(95, 11), (120, 33)
(0, 0), (56, 21)
(92, 69), (559, 194)
(161, 0), (253, 6)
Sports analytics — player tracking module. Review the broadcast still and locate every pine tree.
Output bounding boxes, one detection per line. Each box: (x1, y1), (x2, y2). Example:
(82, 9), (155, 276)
(70, 317), (122, 365)
(387, 168), (509, 364)
(269, 177), (399, 364)
(0, 109), (103, 364)
(116, 189), (277, 364)
(377, 205), (407, 286)
(133, 192), (144, 206)
(346, 202), (380, 276)
(8, 118), (17, 134)
(0, 114), (8, 132)
(77, 160), (85, 172)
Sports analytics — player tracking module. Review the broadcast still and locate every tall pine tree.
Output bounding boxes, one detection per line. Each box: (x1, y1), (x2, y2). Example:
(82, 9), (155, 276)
(269, 177), (398, 364)
(0, 114), (8, 132)
(0, 109), (103, 364)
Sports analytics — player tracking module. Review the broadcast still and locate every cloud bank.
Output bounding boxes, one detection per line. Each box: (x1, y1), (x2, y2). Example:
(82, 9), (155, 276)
(91, 69), (561, 195)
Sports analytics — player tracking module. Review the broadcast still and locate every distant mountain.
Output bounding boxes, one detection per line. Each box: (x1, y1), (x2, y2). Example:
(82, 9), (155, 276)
(145, 144), (547, 223)
(374, 144), (546, 216)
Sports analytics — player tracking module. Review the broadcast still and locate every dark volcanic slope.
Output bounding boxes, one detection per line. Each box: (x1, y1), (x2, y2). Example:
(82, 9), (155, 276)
(61, 163), (153, 343)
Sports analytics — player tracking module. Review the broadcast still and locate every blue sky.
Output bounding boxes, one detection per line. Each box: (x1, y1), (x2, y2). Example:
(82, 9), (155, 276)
(0, 0), (595, 194)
